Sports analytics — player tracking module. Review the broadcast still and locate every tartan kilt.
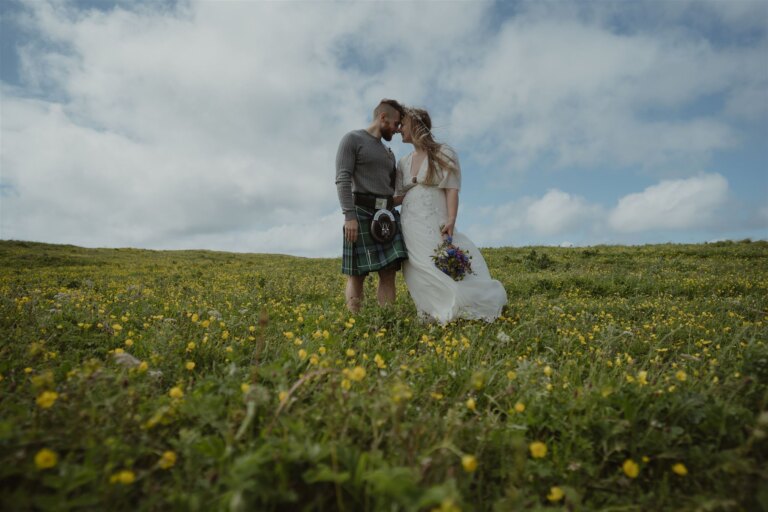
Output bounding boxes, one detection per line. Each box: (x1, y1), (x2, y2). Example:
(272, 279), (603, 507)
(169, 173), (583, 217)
(342, 206), (408, 276)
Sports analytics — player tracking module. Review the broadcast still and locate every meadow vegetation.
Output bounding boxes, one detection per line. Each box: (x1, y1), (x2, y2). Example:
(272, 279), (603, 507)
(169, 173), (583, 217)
(0, 240), (766, 511)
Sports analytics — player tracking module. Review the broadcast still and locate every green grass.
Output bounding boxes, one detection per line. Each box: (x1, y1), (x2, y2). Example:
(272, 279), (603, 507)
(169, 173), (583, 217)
(1, 240), (766, 511)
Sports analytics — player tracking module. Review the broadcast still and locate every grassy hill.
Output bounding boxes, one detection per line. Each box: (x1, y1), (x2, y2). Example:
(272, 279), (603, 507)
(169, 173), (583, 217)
(1, 240), (766, 510)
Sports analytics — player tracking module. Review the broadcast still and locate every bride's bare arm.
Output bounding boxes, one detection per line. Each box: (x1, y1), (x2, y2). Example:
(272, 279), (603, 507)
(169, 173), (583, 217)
(441, 188), (459, 238)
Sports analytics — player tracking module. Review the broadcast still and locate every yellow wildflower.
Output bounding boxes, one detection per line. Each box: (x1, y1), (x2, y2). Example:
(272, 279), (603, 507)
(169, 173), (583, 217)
(506, 371), (517, 380)
(298, 349), (307, 360)
(191, 313), (199, 322)
(543, 366), (552, 377)
(514, 402), (525, 413)
(676, 370), (687, 382)
(30, 371), (54, 389)
(637, 371), (648, 386)
(374, 354), (387, 369)
(461, 454), (478, 473)
(169, 386), (184, 399)
(241, 383), (251, 393)
(431, 499), (461, 512)
(278, 391), (288, 403)
(138, 361), (148, 372)
(622, 459), (640, 478)
(346, 349), (356, 357)
(34, 449), (58, 470)
(466, 398), (477, 412)
(390, 382), (413, 403)
(124, 339), (133, 347)
(185, 361), (195, 371)
(110, 470), (136, 485)
(158, 451), (177, 469)
(471, 371), (486, 390)
(529, 441), (547, 458)
(348, 366), (366, 381)
(36, 391), (58, 409)
(547, 486), (564, 502)
(341, 379), (351, 391)
(672, 463), (688, 476)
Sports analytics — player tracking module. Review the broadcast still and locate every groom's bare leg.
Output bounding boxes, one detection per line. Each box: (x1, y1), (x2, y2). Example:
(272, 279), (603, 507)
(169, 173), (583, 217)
(346, 275), (365, 313)
(377, 269), (396, 306)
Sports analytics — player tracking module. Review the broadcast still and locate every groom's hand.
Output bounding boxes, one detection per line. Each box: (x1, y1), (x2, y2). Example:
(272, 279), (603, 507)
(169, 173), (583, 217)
(344, 219), (359, 243)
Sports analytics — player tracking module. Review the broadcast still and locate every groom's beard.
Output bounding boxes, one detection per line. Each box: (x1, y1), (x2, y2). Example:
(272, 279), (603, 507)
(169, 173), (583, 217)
(381, 129), (394, 141)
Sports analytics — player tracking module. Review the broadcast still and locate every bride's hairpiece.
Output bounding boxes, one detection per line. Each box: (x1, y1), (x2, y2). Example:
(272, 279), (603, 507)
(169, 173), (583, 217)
(405, 107), (434, 136)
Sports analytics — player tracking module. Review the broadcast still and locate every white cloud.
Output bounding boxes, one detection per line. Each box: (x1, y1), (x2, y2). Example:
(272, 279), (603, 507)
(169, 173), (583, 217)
(465, 191), (606, 247)
(525, 190), (603, 235)
(608, 174), (729, 232)
(443, 8), (762, 172)
(2, 0), (495, 253)
(465, 174), (737, 246)
(152, 212), (342, 258)
(1, 0), (765, 254)
(758, 204), (768, 226)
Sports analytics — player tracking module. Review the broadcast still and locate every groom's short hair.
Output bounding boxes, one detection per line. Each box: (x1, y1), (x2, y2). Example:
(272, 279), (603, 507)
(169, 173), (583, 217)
(374, 99), (404, 121)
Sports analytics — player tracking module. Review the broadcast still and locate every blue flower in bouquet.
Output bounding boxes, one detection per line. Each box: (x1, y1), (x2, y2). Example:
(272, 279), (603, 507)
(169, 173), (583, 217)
(431, 235), (474, 281)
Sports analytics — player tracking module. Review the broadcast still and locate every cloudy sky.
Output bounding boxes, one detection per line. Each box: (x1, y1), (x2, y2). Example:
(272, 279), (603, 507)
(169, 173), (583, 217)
(1, 0), (766, 257)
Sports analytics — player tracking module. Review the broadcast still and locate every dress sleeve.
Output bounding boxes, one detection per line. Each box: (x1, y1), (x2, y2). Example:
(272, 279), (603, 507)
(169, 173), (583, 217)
(437, 145), (461, 191)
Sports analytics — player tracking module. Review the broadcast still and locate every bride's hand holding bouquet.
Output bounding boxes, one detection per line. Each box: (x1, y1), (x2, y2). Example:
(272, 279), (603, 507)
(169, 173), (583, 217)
(432, 225), (474, 281)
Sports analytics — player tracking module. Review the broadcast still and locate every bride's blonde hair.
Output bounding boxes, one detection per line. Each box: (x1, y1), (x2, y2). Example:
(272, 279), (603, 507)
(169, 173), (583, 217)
(406, 108), (458, 185)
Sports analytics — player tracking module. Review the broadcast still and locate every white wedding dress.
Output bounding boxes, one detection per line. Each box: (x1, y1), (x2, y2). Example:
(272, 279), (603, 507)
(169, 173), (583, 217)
(396, 147), (508, 323)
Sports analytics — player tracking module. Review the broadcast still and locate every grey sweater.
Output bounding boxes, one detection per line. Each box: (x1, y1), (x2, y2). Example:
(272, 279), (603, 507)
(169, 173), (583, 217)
(335, 129), (397, 221)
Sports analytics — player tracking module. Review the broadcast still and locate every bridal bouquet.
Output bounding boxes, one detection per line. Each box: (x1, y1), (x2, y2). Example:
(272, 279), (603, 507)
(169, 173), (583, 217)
(432, 236), (474, 281)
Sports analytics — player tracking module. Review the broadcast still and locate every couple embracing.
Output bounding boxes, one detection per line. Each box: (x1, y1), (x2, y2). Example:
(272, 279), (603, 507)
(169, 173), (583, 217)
(335, 99), (507, 323)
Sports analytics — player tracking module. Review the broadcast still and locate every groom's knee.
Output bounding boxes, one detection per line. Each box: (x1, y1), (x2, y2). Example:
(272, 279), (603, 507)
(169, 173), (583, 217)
(378, 269), (396, 284)
(347, 275), (365, 293)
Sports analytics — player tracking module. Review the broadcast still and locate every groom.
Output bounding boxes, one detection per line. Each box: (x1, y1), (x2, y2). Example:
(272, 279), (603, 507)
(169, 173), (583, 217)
(335, 99), (408, 313)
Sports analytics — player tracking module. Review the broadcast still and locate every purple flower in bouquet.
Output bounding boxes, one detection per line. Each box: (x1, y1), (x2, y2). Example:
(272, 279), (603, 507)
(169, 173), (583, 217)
(431, 235), (474, 281)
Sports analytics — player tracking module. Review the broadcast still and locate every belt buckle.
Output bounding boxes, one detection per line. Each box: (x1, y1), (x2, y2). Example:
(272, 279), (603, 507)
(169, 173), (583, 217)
(375, 197), (388, 210)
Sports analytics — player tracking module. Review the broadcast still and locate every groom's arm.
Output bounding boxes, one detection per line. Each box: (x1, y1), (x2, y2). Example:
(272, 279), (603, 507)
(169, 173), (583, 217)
(335, 133), (357, 221)
(336, 133), (359, 242)
(393, 158), (404, 207)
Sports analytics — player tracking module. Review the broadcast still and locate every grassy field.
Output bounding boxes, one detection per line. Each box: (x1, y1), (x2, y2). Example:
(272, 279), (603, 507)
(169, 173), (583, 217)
(0, 240), (766, 511)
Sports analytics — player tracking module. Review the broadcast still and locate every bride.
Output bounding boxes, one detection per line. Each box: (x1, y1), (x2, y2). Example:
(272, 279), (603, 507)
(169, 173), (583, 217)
(394, 107), (507, 323)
